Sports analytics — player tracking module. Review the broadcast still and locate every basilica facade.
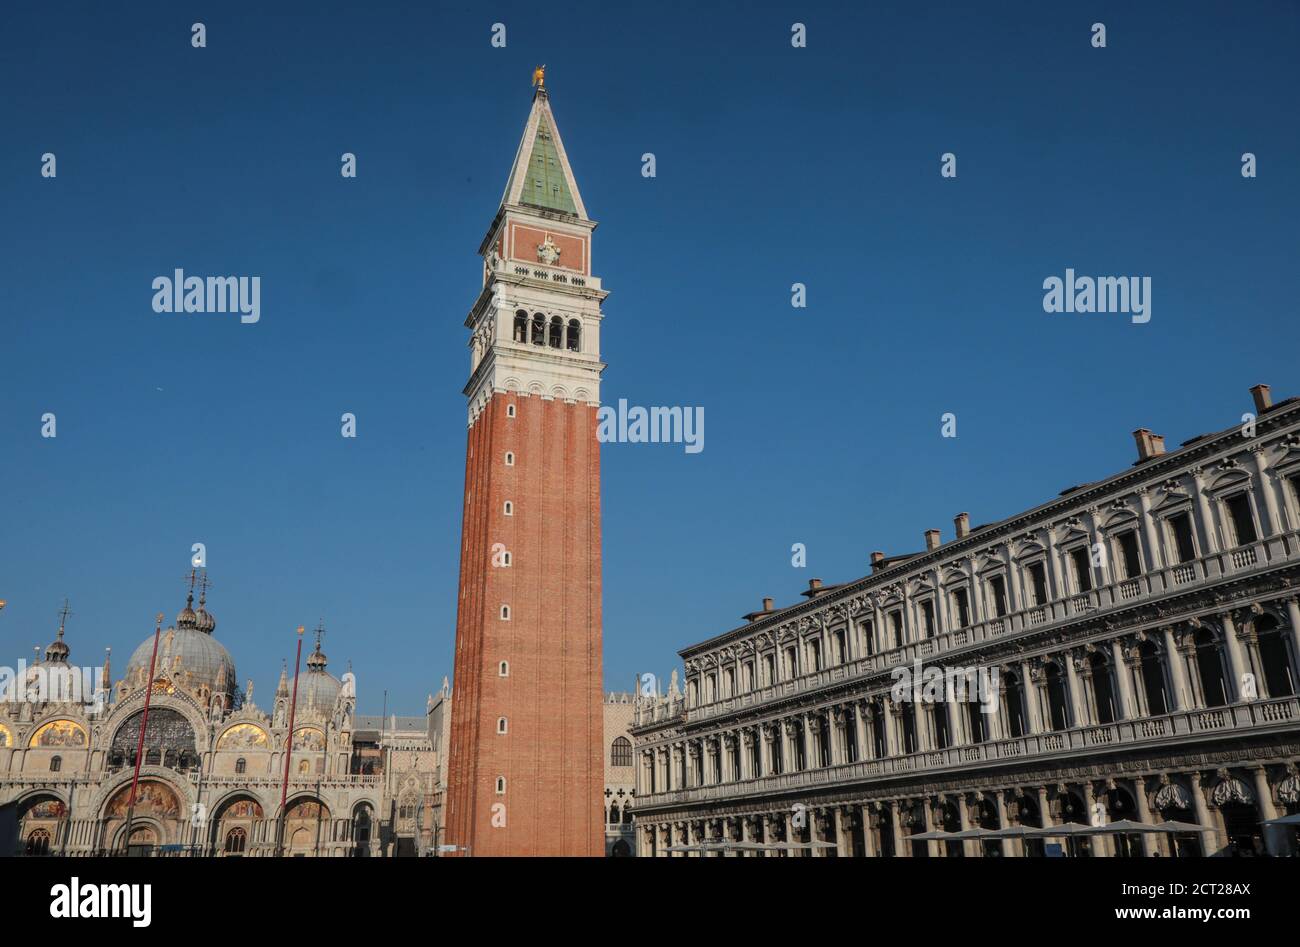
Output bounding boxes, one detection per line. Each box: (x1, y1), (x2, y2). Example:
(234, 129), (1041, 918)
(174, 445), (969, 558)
(0, 584), (444, 857)
(632, 384), (1300, 857)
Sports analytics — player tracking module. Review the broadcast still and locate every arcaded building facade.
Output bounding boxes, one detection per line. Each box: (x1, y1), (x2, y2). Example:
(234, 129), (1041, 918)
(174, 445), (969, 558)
(1, 584), (443, 857)
(632, 385), (1300, 857)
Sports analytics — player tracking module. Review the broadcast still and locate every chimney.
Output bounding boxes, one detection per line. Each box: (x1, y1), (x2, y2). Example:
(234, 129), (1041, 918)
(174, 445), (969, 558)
(1250, 384), (1272, 414)
(924, 529), (941, 551)
(870, 551), (885, 573)
(808, 578), (822, 592)
(954, 512), (970, 539)
(762, 597), (774, 613)
(1132, 428), (1166, 462)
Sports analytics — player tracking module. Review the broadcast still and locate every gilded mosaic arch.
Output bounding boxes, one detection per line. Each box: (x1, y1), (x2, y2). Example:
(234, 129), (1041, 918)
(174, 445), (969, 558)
(105, 780), (181, 820)
(219, 798), (264, 819)
(28, 719), (88, 748)
(0, 723), (11, 747)
(286, 798), (329, 820)
(217, 723), (269, 750)
(292, 726), (326, 751)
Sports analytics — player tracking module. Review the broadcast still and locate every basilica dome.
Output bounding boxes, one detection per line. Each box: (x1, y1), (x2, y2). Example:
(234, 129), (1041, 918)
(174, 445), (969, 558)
(296, 638), (342, 710)
(124, 592), (236, 705)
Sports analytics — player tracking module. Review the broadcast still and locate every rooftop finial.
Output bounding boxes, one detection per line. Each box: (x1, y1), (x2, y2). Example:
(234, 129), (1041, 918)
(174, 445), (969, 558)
(56, 598), (72, 639)
(532, 64), (546, 90)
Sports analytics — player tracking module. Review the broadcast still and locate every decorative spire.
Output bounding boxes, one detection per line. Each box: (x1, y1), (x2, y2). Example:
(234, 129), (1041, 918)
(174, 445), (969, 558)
(276, 659), (289, 698)
(498, 69), (588, 220)
(101, 647), (112, 692)
(44, 598), (72, 663)
(177, 570), (198, 629)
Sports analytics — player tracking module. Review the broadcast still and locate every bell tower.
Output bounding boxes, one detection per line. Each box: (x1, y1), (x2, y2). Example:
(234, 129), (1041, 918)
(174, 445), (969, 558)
(444, 71), (607, 857)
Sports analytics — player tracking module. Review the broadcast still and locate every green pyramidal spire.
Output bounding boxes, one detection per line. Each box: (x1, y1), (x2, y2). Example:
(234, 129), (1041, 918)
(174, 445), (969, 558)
(500, 84), (587, 220)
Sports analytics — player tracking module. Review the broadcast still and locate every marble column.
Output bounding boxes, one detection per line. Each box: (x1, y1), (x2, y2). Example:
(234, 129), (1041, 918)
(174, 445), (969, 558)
(995, 791), (1016, 857)
(917, 797), (937, 858)
(956, 794), (976, 858)
(835, 806), (853, 857)
(1084, 782), (1111, 857)
(862, 804), (878, 857)
(1064, 651), (1088, 727)
(889, 801), (907, 858)
(1111, 639), (1136, 719)
(1251, 766), (1280, 856)
(811, 808), (826, 858)
(1218, 613), (1248, 702)
(1190, 772), (1221, 856)
(1286, 598), (1300, 686)
(1021, 660), (1043, 733)
(1163, 626), (1193, 710)
(881, 699), (898, 757)
(1133, 776), (1156, 856)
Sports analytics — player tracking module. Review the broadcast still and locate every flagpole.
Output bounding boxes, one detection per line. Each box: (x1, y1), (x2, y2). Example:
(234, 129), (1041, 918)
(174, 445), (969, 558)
(122, 612), (163, 855)
(276, 625), (305, 857)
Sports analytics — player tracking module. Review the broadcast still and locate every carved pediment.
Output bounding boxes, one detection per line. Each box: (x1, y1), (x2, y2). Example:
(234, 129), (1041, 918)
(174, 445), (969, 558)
(1013, 540), (1046, 561)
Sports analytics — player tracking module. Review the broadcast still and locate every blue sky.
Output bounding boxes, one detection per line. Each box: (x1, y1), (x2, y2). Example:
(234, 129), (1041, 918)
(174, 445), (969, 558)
(1, 1), (1297, 713)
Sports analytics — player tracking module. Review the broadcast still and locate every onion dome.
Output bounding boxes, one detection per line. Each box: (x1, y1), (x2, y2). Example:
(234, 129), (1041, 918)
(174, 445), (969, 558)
(194, 588), (216, 634)
(176, 591), (198, 629)
(44, 625), (71, 664)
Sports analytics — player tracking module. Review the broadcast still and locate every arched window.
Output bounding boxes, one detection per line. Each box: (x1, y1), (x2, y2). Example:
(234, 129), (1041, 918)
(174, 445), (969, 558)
(495, 776), (506, 794)
(506, 403), (516, 418)
(1256, 614), (1297, 697)
(503, 500), (513, 516)
(499, 661), (509, 677)
(500, 605), (511, 621)
(1003, 670), (1026, 738)
(609, 801), (620, 824)
(611, 737), (633, 767)
(224, 827), (247, 854)
(530, 313), (545, 345)
(566, 319), (581, 352)
(235, 757), (247, 774)
(899, 703), (918, 754)
(548, 316), (563, 348)
(1087, 651), (1117, 724)
(1194, 628), (1229, 707)
(497, 717), (508, 734)
(964, 699), (988, 744)
(1044, 663), (1071, 731)
(501, 550), (512, 567)
(513, 310), (528, 343)
(504, 451), (514, 466)
(49, 756), (62, 773)
(1138, 640), (1169, 716)
(25, 829), (51, 857)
